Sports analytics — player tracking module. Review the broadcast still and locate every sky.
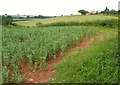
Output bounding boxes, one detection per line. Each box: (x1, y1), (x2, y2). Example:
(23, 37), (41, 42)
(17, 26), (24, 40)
(0, 0), (119, 16)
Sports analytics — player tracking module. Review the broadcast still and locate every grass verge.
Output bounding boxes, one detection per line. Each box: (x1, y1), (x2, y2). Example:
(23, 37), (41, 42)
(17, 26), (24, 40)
(51, 28), (119, 83)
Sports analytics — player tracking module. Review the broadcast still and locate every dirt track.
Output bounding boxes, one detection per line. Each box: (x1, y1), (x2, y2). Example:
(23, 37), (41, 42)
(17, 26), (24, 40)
(21, 33), (100, 83)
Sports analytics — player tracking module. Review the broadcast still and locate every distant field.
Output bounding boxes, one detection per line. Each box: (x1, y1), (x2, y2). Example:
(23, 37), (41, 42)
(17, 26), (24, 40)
(14, 15), (118, 27)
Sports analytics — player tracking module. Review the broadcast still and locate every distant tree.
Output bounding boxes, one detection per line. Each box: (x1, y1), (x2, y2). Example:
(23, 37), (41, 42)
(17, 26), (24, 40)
(2, 15), (13, 26)
(101, 7), (110, 14)
(26, 16), (30, 18)
(78, 10), (89, 15)
(101, 7), (118, 16)
(96, 11), (99, 14)
(104, 7), (110, 14)
(110, 9), (117, 15)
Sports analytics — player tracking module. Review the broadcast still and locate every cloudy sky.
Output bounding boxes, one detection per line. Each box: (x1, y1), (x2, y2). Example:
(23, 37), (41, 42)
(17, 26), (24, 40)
(0, 0), (119, 16)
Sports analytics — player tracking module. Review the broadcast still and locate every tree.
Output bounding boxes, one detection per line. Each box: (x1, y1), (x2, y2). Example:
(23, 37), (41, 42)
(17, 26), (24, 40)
(110, 9), (117, 15)
(104, 7), (109, 14)
(101, 7), (118, 16)
(78, 10), (89, 15)
(2, 15), (13, 26)
(96, 11), (99, 14)
(101, 7), (110, 14)
(26, 16), (30, 18)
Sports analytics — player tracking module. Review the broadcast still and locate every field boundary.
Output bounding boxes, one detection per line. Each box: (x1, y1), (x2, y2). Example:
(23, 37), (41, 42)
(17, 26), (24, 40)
(22, 32), (101, 83)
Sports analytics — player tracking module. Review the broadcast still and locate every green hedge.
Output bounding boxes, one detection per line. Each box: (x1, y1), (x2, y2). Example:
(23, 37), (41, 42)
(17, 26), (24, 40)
(37, 19), (118, 28)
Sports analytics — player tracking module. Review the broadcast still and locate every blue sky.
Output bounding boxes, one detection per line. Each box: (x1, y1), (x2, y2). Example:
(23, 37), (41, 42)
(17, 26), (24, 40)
(0, 0), (119, 16)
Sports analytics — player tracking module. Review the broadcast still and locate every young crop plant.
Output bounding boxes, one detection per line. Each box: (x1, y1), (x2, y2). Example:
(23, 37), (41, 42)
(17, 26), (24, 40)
(2, 26), (95, 83)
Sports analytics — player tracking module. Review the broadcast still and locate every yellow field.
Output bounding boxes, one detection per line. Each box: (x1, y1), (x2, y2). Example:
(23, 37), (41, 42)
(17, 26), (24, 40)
(14, 15), (118, 27)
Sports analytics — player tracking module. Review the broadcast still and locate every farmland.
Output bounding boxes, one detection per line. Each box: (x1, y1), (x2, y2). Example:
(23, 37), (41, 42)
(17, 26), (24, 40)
(14, 15), (118, 27)
(51, 28), (118, 83)
(2, 26), (95, 83)
(1, 15), (119, 83)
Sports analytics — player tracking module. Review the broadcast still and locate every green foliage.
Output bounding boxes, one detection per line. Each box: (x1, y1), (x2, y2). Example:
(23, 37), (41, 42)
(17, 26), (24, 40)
(2, 66), (9, 83)
(101, 7), (118, 16)
(10, 66), (24, 83)
(80, 19), (118, 28)
(14, 15), (118, 27)
(2, 26), (95, 83)
(40, 21), (80, 27)
(26, 16), (30, 18)
(118, 10), (120, 57)
(36, 22), (43, 26)
(2, 15), (13, 26)
(39, 19), (118, 28)
(51, 32), (118, 83)
(104, 7), (110, 14)
(0, 16), (2, 25)
(78, 10), (89, 15)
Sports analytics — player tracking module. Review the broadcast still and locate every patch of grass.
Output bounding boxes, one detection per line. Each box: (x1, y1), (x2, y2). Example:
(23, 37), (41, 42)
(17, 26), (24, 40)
(51, 29), (118, 83)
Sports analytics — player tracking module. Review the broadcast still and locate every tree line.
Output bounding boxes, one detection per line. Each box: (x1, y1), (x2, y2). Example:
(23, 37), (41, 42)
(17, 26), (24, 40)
(78, 7), (118, 16)
(0, 15), (13, 26)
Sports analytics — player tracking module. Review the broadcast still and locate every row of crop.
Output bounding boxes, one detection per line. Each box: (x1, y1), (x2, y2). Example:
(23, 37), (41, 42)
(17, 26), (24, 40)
(36, 19), (118, 28)
(2, 26), (95, 83)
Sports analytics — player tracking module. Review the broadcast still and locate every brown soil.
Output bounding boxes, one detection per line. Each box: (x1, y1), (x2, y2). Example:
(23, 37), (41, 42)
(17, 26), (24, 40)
(12, 33), (100, 83)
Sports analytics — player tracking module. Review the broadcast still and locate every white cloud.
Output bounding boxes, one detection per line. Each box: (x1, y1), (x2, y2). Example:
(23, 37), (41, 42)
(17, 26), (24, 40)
(0, 0), (119, 16)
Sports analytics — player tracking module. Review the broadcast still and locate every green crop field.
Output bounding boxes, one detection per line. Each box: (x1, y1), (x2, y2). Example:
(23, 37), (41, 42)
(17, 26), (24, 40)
(14, 15), (118, 27)
(0, 25), (2, 84)
(1, 15), (119, 83)
(2, 26), (95, 83)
